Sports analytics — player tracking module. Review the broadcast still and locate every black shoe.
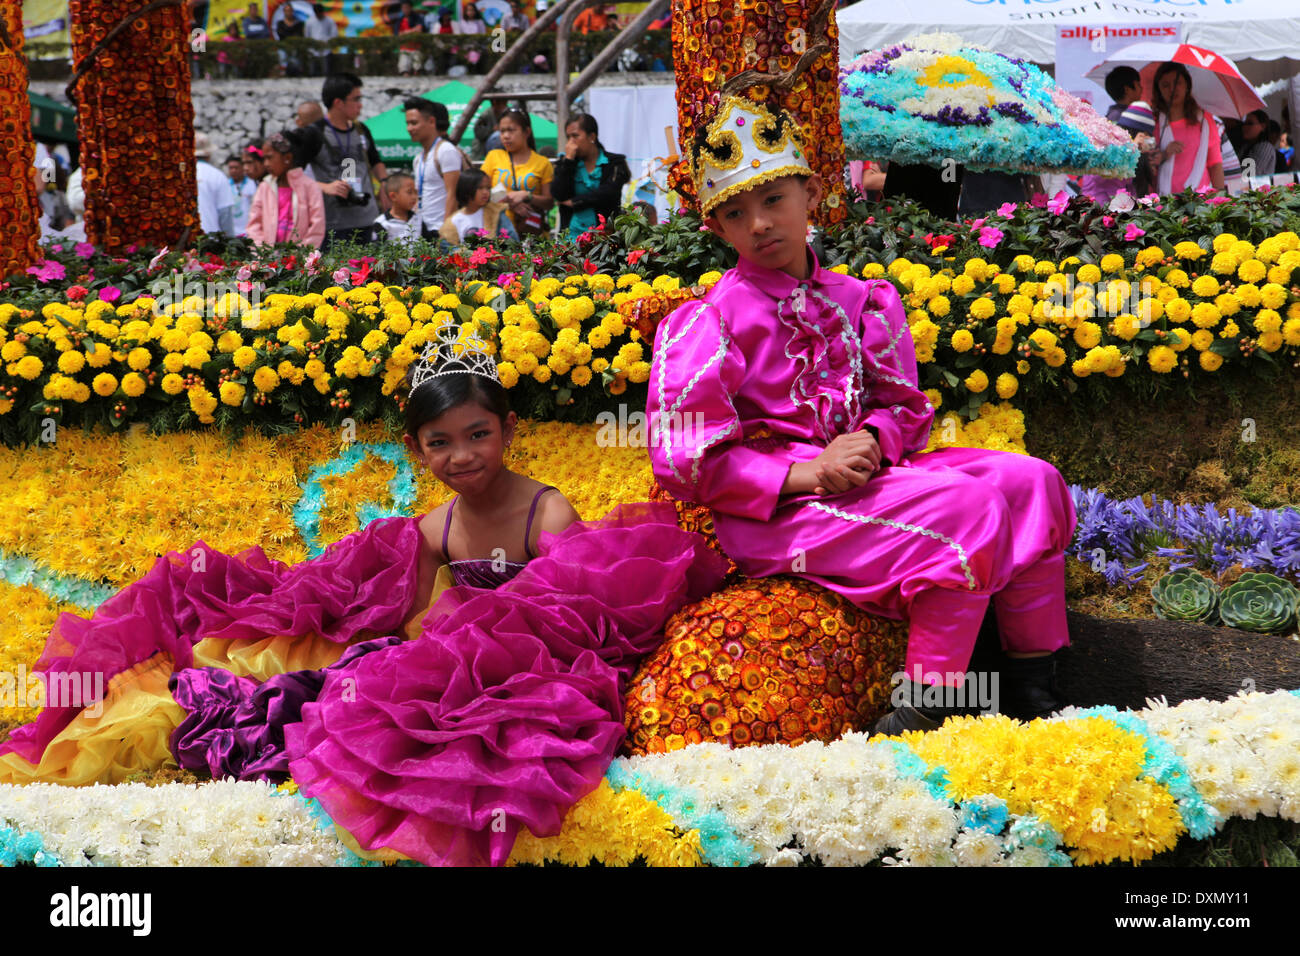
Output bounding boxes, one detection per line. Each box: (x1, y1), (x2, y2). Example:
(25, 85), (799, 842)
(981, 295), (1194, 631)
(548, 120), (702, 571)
(867, 678), (979, 738)
(998, 652), (1064, 722)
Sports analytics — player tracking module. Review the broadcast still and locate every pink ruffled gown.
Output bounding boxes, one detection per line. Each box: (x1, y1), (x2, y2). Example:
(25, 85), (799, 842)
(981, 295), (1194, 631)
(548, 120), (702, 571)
(646, 249), (1077, 685)
(0, 504), (728, 866)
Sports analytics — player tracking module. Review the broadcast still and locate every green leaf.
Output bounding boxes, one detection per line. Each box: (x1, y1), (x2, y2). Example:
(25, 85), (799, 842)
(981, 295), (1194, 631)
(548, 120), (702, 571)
(941, 370), (960, 388)
(1209, 337), (1239, 357)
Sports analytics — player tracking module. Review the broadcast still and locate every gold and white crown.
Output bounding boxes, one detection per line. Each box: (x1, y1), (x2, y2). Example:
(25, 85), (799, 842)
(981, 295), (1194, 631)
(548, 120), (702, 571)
(409, 322), (500, 393)
(691, 94), (815, 217)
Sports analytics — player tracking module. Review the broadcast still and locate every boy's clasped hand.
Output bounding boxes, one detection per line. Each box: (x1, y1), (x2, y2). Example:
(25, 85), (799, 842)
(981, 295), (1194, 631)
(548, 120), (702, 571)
(783, 430), (883, 497)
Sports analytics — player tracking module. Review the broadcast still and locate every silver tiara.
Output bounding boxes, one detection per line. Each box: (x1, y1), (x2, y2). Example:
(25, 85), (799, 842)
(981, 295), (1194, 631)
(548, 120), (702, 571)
(409, 322), (501, 394)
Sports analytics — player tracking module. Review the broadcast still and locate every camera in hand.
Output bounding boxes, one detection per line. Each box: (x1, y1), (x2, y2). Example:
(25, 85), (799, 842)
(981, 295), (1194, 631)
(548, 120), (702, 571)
(340, 183), (372, 206)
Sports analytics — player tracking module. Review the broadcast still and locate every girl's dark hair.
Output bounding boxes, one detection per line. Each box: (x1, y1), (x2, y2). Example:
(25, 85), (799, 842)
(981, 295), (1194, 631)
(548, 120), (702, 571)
(1151, 62), (1202, 123)
(1243, 109), (1270, 145)
(456, 168), (488, 207)
(566, 112), (599, 146)
(499, 108), (536, 151)
(404, 367), (511, 438)
(266, 128), (310, 169)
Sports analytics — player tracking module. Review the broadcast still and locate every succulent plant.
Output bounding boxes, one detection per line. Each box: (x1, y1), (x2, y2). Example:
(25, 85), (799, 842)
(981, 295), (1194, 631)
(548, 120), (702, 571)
(1151, 569), (1220, 624)
(1217, 572), (1300, 635)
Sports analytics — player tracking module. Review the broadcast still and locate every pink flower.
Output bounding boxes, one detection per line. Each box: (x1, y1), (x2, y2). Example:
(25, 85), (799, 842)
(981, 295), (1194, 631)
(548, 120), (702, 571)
(1047, 192), (1070, 215)
(236, 264), (253, 282)
(1138, 193), (1160, 207)
(1030, 192), (1048, 208)
(1108, 191), (1135, 213)
(332, 267), (351, 286)
(997, 202), (1018, 217)
(468, 247), (491, 266)
(147, 246), (171, 272)
(968, 218), (986, 231)
(1205, 196), (1231, 205)
(236, 280), (255, 294)
(305, 250), (322, 272)
(99, 286), (121, 304)
(1124, 224), (1146, 241)
(978, 226), (1005, 249)
(125, 243), (138, 254)
(26, 259), (66, 283)
(1102, 216), (1115, 228)
(74, 242), (95, 258)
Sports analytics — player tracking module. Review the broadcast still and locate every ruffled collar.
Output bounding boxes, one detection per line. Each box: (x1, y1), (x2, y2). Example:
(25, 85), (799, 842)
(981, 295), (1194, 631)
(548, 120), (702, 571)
(735, 245), (831, 300)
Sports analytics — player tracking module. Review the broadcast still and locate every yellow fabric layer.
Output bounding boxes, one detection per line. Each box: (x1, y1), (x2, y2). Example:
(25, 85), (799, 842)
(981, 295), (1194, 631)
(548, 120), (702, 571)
(0, 653), (183, 787)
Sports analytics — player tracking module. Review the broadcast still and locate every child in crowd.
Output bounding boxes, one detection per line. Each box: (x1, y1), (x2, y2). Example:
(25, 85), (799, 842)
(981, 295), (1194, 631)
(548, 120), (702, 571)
(647, 92), (1078, 736)
(374, 171), (423, 245)
(440, 168), (518, 244)
(245, 129), (326, 247)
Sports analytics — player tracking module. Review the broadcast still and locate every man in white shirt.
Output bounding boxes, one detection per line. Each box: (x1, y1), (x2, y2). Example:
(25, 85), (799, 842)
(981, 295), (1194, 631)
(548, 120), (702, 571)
(225, 153), (259, 235)
(195, 132), (236, 235)
(404, 98), (462, 238)
(304, 3), (338, 76)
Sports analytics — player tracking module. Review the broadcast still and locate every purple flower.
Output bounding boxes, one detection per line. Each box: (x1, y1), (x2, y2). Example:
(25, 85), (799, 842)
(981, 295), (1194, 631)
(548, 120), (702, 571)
(26, 260), (65, 283)
(99, 286), (121, 304)
(74, 242), (96, 258)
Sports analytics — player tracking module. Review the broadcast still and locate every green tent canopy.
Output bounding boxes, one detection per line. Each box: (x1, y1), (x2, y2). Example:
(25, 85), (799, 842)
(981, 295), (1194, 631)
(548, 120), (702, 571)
(367, 80), (557, 166)
(29, 91), (77, 143)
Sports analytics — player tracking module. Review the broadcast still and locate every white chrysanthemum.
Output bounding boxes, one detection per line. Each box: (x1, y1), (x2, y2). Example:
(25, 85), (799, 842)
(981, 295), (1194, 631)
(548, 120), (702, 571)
(768, 848), (804, 867)
(954, 828), (1005, 867)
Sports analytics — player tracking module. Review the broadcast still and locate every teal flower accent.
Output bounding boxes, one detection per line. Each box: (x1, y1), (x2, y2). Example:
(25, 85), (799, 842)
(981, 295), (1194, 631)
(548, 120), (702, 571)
(1069, 706), (1221, 840)
(0, 548), (118, 612)
(292, 442), (419, 558)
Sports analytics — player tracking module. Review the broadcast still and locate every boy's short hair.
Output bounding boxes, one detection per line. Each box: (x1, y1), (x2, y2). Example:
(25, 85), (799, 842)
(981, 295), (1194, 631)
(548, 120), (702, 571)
(383, 171), (415, 195)
(1104, 66), (1141, 102)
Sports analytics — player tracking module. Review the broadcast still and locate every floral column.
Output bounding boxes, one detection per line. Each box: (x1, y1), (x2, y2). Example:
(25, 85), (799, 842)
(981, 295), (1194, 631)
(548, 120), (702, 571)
(70, 0), (198, 252)
(668, 0), (847, 226)
(0, 1), (44, 276)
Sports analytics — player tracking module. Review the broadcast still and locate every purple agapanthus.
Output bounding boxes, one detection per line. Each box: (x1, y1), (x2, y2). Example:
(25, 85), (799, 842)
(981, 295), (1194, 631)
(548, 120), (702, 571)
(1067, 485), (1300, 588)
(994, 102), (1035, 124)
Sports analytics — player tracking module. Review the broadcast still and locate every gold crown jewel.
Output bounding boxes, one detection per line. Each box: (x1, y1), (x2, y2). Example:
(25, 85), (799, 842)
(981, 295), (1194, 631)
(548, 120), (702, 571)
(692, 94), (816, 217)
(409, 323), (500, 394)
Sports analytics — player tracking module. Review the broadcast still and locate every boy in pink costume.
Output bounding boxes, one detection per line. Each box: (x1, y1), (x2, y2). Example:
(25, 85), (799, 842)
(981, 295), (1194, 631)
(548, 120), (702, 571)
(647, 93), (1077, 733)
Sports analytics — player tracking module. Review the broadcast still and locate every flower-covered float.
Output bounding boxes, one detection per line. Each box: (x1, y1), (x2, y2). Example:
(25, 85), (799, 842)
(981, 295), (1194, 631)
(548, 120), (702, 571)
(840, 33), (1139, 178)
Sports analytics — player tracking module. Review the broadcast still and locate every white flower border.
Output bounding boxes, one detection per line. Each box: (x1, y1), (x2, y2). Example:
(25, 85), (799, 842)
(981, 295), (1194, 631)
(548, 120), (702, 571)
(1, 690), (1296, 867)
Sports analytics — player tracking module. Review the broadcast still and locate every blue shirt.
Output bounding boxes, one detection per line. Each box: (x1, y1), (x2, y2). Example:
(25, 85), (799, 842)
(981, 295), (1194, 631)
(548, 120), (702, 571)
(568, 150), (609, 237)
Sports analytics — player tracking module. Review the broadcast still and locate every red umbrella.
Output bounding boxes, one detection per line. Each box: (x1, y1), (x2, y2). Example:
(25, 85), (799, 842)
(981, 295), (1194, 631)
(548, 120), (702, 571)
(1086, 42), (1265, 120)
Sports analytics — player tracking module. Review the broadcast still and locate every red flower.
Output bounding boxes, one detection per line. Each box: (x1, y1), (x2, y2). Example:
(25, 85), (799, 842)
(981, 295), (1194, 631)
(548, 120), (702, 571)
(350, 260), (372, 286)
(627, 249), (647, 265)
(67, 285), (89, 301)
(582, 258), (597, 275)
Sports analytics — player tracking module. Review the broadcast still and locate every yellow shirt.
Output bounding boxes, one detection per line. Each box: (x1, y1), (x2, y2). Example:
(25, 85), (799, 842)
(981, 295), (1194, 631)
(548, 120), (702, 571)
(481, 148), (554, 196)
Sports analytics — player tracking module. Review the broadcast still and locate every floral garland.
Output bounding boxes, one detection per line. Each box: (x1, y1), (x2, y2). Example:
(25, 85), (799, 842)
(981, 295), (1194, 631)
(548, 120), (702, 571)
(0, 6), (43, 278)
(667, 0), (849, 224)
(840, 33), (1138, 177)
(3, 691), (1295, 867)
(69, 0), (198, 252)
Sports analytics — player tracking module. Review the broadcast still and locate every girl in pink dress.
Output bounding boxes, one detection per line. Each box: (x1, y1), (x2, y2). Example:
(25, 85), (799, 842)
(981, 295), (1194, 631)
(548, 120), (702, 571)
(0, 327), (726, 866)
(647, 93), (1078, 735)
(1148, 61), (1225, 195)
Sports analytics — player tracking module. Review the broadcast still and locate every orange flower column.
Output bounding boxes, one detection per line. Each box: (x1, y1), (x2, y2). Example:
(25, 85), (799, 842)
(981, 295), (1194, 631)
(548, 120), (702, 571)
(70, 0), (198, 252)
(0, 2), (44, 277)
(668, 0), (847, 226)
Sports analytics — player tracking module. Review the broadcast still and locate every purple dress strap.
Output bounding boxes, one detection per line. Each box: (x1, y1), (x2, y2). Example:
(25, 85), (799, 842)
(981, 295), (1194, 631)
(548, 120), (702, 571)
(523, 486), (556, 560)
(442, 497), (456, 558)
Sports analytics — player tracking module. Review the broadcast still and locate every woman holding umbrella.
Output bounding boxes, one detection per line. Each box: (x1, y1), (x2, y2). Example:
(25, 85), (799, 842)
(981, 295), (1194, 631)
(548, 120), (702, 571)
(1147, 62), (1225, 194)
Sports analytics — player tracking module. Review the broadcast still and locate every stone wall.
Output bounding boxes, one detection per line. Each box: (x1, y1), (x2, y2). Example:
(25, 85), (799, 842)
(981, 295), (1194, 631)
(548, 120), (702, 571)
(29, 73), (674, 166)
